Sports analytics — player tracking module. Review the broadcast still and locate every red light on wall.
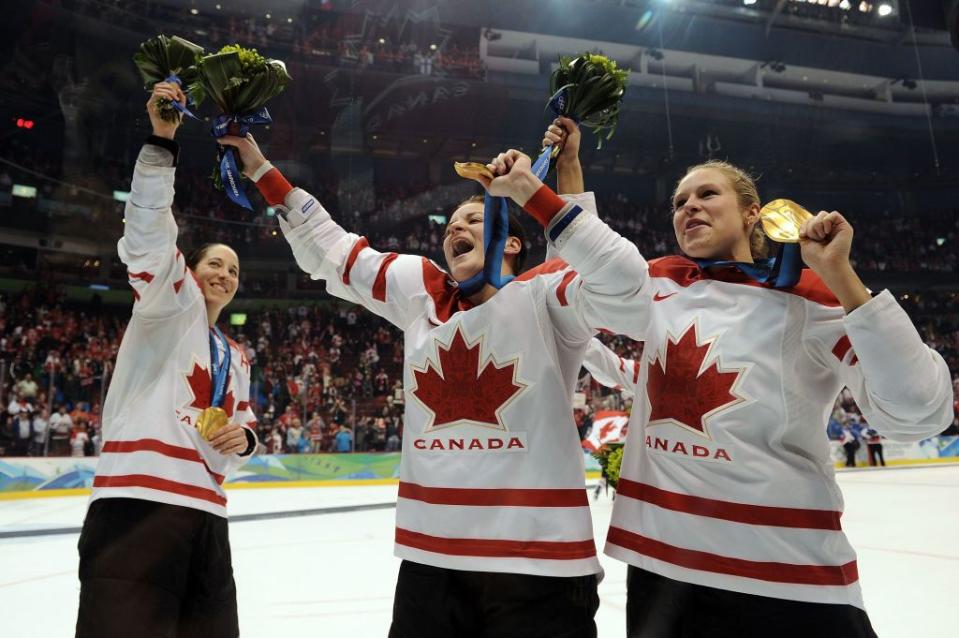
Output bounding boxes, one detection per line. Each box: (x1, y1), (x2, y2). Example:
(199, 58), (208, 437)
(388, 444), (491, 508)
(15, 118), (34, 129)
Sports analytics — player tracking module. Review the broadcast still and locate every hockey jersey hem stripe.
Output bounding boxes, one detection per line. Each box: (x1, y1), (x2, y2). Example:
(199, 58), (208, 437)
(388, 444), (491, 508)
(396, 527), (596, 560)
(398, 481), (588, 507)
(616, 478), (842, 530)
(101, 439), (226, 484)
(94, 474), (226, 506)
(606, 526), (858, 586)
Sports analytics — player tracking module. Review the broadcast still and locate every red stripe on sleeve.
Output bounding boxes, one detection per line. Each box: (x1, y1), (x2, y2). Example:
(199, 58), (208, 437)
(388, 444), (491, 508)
(372, 253), (399, 302)
(831, 336), (852, 362)
(632, 360), (640, 384)
(607, 526), (858, 586)
(522, 184), (567, 227)
(342, 237), (370, 285)
(556, 270), (577, 306)
(128, 271), (155, 283)
(396, 528), (596, 560)
(253, 167), (294, 206)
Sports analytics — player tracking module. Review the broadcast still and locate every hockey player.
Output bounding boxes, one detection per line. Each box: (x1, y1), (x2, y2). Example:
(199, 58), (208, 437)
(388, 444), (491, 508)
(216, 131), (645, 637)
(545, 119), (954, 637)
(76, 83), (258, 638)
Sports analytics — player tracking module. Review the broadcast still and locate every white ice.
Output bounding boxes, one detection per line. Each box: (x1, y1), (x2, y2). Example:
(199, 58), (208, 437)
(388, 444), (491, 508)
(0, 465), (956, 637)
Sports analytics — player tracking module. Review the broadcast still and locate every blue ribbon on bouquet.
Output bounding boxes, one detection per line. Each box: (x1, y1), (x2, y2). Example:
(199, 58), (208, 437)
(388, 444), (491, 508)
(457, 88), (573, 297)
(211, 107), (272, 210)
(163, 74), (201, 121)
(694, 242), (803, 289)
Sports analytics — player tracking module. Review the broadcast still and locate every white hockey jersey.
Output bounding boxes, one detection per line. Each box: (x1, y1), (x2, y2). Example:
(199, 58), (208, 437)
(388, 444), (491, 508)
(274, 179), (646, 577)
(596, 255), (953, 607)
(90, 144), (257, 518)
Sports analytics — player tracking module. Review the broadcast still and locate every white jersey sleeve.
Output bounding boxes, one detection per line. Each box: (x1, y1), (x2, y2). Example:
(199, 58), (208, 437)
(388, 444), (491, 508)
(278, 187), (426, 330)
(803, 289), (954, 441)
(542, 192), (654, 343)
(117, 144), (200, 320)
(583, 338), (638, 398)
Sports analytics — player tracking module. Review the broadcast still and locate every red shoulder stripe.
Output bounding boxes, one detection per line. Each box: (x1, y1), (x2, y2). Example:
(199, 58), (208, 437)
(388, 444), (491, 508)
(173, 278), (184, 293)
(372, 253), (399, 302)
(831, 336), (852, 362)
(128, 271), (155, 283)
(556, 270), (578, 307)
(343, 237), (370, 285)
(648, 255), (841, 307)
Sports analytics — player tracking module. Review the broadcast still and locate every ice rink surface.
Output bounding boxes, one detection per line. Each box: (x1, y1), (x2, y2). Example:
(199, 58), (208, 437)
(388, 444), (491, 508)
(1, 465), (957, 637)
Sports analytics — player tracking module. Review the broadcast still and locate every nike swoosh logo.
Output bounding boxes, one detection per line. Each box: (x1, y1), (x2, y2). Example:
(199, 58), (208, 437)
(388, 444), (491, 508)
(653, 292), (678, 302)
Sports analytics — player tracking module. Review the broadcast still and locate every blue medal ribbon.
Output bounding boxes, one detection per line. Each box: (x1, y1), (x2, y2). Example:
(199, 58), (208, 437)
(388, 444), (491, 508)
(457, 87), (580, 297)
(209, 326), (232, 408)
(210, 107), (272, 210)
(457, 96), (564, 297)
(163, 74), (201, 121)
(694, 242), (802, 289)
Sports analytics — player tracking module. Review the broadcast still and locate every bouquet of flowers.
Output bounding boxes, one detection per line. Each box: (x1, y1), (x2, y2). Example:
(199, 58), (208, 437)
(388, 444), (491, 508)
(548, 53), (629, 149)
(591, 443), (625, 489)
(192, 44), (291, 209)
(133, 35), (205, 122)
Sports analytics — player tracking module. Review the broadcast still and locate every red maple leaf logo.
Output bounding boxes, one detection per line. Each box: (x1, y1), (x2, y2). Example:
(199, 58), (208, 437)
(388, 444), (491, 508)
(184, 361), (235, 417)
(410, 326), (526, 431)
(646, 323), (745, 438)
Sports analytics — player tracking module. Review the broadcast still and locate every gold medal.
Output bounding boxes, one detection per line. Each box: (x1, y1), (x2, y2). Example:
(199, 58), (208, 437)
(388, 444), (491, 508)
(196, 406), (229, 441)
(759, 199), (813, 243)
(453, 161), (494, 180)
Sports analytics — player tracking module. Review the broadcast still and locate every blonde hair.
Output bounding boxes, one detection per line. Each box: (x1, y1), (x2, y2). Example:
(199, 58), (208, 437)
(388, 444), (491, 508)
(676, 160), (768, 260)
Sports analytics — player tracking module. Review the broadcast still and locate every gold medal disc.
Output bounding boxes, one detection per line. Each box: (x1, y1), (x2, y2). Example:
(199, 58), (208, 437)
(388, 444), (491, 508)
(759, 199), (813, 243)
(453, 161), (494, 181)
(196, 406), (229, 441)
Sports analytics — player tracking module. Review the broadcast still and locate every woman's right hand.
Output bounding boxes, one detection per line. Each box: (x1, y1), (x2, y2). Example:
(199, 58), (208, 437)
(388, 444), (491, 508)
(217, 133), (268, 178)
(147, 82), (186, 140)
(541, 116), (581, 165)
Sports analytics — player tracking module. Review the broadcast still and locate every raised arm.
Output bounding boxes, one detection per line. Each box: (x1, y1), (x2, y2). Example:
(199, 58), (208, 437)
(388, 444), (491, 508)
(217, 134), (426, 331)
(120, 82), (202, 320)
(800, 212), (954, 440)
(476, 149), (652, 342)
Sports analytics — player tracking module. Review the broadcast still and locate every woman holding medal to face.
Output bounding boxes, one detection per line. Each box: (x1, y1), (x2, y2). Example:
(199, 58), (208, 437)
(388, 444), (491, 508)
(545, 120), (954, 637)
(75, 83), (258, 638)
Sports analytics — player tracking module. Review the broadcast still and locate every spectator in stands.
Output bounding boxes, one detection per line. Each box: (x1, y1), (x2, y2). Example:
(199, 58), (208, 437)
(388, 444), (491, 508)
(7, 393), (33, 456)
(49, 405), (73, 456)
(32, 407), (49, 457)
(334, 424), (353, 453)
(70, 421), (89, 458)
(16, 373), (38, 400)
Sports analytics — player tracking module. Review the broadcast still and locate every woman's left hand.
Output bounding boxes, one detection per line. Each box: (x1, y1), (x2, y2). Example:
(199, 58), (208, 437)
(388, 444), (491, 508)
(799, 210), (854, 275)
(210, 423), (250, 455)
(472, 149), (540, 205)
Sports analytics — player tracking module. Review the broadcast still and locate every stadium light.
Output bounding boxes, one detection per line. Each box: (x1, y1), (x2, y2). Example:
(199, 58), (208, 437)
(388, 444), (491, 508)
(12, 184), (37, 198)
(113, 190), (130, 202)
(743, 0), (757, 5)
(877, 3), (893, 16)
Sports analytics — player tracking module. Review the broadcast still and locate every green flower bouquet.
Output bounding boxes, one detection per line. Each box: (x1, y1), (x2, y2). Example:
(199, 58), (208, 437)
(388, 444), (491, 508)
(548, 53), (629, 149)
(191, 44), (291, 209)
(592, 443), (625, 488)
(132, 35), (205, 122)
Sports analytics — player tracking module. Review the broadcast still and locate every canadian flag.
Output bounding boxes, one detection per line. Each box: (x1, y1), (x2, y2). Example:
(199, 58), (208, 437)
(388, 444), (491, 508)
(581, 410), (629, 452)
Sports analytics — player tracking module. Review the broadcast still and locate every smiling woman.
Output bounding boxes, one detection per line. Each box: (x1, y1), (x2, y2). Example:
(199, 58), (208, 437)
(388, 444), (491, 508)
(75, 83), (259, 638)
